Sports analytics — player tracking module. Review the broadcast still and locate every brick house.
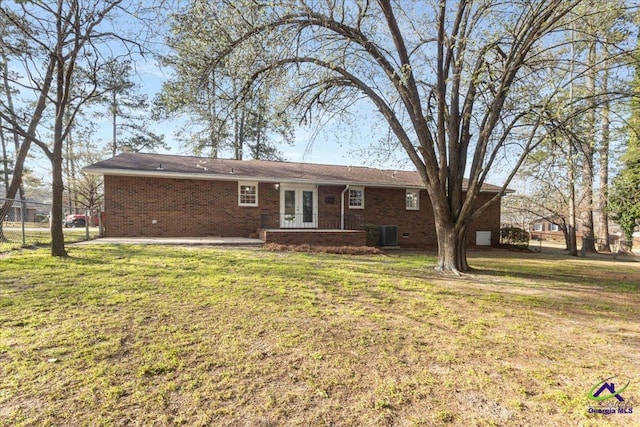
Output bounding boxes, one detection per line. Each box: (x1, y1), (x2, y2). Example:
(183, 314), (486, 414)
(530, 217), (640, 248)
(84, 152), (506, 248)
(530, 218), (568, 242)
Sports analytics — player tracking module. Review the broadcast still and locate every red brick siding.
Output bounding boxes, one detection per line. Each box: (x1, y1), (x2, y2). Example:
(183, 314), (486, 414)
(340, 187), (501, 248)
(309, 186), (501, 248)
(104, 176), (502, 247)
(104, 176), (278, 237)
(347, 187), (437, 248)
(467, 193), (502, 247)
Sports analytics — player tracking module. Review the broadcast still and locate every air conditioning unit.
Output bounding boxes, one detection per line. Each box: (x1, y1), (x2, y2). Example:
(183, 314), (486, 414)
(378, 225), (399, 247)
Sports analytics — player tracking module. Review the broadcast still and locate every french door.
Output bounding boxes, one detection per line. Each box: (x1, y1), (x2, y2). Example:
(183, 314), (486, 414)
(280, 185), (317, 228)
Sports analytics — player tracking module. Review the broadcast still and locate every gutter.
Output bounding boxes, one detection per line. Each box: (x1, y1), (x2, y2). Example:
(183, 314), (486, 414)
(340, 185), (349, 230)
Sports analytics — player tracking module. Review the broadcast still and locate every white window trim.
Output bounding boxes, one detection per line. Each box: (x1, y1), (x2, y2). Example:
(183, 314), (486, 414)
(406, 189), (420, 210)
(549, 223), (560, 232)
(533, 223), (544, 232)
(348, 186), (365, 209)
(238, 181), (259, 207)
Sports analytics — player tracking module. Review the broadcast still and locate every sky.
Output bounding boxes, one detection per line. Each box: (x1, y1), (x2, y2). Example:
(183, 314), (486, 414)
(5, 0), (544, 194)
(21, 54), (508, 196)
(100, 57), (417, 171)
(20, 54), (414, 196)
(4, 0), (637, 203)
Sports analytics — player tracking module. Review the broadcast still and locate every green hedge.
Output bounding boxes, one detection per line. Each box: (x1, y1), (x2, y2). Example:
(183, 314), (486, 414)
(500, 227), (530, 249)
(360, 223), (380, 246)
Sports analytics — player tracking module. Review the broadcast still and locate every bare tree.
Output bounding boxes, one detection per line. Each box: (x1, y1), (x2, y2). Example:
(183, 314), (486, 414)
(0, 21), (55, 243)
(205, 0), (636, 273)
(523, 0), (635, 255)
(0, 20), (31, 205)
(514, 134), (586, 252)
(0, 0), (146, 256)
(71, 137), (106, 221)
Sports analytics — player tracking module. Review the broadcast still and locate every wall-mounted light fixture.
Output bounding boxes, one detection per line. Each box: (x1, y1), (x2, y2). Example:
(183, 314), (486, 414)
(274, 183), (280, 190)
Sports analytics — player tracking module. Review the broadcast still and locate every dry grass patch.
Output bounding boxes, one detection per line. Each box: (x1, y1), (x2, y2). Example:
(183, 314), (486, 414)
(0, 245), (637, 426)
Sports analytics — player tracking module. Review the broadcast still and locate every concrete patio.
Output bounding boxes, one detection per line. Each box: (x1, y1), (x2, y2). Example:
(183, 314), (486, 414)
(74, 237), (264, 246)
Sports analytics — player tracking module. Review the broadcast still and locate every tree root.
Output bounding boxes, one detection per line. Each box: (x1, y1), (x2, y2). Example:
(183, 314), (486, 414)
(434, 265), (463, 276)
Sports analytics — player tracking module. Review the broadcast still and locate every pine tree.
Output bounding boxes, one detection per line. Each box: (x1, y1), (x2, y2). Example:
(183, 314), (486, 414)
(610, 37), (640, 247)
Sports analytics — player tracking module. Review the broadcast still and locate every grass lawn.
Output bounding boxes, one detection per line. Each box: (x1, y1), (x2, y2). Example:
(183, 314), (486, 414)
(0, 245), (638, 426)
(0, 227), (101, 253)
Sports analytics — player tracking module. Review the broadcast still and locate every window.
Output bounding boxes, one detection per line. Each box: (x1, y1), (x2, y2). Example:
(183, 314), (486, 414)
(533, 223), (544, 232)
(549, 223), (560, 232)
(238, 182), (258, 206)
(406, 189), (420, 210)
(349, 187), (364, 209)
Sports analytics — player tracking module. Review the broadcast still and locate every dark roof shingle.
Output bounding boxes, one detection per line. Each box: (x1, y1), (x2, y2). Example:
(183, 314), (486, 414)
(84, 152), (505, 192)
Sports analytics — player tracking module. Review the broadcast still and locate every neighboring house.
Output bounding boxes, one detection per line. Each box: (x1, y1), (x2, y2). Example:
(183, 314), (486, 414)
(612, 232), (640, 248)
(0, 201), (38, 223)
(529, 218), (567, 242)
(529, 216), (640, 248)
(84, 152), (507, 248)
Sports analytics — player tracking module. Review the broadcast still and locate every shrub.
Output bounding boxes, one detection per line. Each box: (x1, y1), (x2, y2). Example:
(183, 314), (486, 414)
(500, 227), (530, 249)
(360, 223), (379, 246)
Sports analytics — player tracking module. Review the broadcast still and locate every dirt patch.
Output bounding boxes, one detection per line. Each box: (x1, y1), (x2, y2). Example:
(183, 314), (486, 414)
(456, 391), (513, 421)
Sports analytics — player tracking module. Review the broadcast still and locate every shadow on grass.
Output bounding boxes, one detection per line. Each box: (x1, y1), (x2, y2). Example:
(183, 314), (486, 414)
(466, 249), (639, 293)
(60, 244), (640, 307)
(364, 249), (639, 324)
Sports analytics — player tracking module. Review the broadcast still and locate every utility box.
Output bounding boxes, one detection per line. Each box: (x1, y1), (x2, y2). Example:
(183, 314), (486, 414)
(475, 231), (492, 246)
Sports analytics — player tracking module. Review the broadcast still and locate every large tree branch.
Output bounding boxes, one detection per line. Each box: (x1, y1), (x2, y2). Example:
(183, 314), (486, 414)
(377, 0), (433, 153)
(241, 56), (431, 183)
(211, 5), (440, 177)
(467, 1), (580, 204)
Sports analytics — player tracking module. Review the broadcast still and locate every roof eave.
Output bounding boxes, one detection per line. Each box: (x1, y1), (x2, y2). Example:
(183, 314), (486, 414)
(83, 167), (426, 189)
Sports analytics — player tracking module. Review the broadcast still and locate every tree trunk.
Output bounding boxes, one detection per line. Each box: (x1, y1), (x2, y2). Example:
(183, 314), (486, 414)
(112, 89), (118, 156)
(580, 37), (597, 254)
(235, 108), (244, 160)
(50, 43), (68, 257)
(567, 166), (578, 256)
(568, 223), (577, 255)
(0, 137), (32, 242)
(580, 196), (597, 253)
(65, 132), (74, 214)
(597, 64), (611, 252)
(561, 226), (569, 251)
(0, 118), (8, 194)
(68, 129), (78, 210)
(209, 127), (218, 159)
(50, 151), (67, 257)
(580, 151), (597, 253)
(435, 220), (468, 274)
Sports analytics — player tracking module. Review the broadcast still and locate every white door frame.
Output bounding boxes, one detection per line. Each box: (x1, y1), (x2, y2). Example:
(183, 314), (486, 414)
(280, 185), (318, 228)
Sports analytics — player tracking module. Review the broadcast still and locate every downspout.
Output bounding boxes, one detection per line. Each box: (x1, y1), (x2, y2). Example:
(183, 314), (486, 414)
(340, 185), (349, 230)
